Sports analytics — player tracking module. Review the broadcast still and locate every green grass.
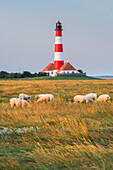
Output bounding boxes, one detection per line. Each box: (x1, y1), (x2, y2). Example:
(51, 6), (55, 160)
(0, 98), (9, 103)
(23, 76), (100, 80)
(0, 76), (100, 81)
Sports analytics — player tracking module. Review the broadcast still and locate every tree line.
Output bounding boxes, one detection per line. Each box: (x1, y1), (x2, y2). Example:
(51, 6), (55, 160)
(0, 71), (48, 79)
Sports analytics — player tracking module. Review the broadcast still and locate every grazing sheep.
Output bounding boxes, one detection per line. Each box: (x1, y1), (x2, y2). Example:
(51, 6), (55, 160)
(74, 95), (94, 104)
(19, 93), (31, 100)
(37, 94), (54, 103)
(35, 94), (54, 101)
(86, 93), (97, 100)
(37, 95), (49, 103)
(10, 98), (29, 107)
(96, 94), (110, 102)
(10, 98), (22, 107)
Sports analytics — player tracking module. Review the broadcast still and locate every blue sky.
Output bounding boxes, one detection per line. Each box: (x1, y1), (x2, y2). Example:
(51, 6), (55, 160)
(0, 0), (113, 75)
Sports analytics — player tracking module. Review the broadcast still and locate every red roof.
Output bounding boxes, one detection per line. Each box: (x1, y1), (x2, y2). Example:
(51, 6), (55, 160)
(57, 61), (76, 72)
(42, 62), (54, 72)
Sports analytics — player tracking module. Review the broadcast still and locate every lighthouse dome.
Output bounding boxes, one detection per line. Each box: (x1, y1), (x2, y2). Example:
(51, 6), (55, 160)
(56, 20), (63, 30)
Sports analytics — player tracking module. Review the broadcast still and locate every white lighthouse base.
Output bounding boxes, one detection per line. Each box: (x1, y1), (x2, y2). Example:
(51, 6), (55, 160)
(52, 70), (58, 76)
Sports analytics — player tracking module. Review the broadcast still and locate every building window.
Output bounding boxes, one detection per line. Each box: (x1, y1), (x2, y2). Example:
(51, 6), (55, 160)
(72, 71), (74, 74)
(67, 71), (69, 74)
(51, 72), (53, 74)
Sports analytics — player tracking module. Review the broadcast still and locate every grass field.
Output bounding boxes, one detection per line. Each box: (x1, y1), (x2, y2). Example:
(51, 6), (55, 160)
(0, 78), (113, 169)
(23, 76), (98, 80)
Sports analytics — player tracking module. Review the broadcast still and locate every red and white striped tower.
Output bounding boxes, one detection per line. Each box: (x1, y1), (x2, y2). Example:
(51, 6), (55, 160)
(53, 21), (64, 75)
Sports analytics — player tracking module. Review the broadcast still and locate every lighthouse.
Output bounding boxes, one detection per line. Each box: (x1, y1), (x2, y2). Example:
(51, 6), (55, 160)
(53, 21), (64, 76)
(42, 21), (83, 76)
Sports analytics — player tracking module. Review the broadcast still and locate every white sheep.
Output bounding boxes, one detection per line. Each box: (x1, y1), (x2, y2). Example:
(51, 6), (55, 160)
(35, 94), (54, 101)
(37, 94), (53, 103)
(74, 95), (94, 104)
(10, 98), (29, 107)
(86, 93), (97, 100)
(96, 94), (110, 102)
(37, 95), (49, 103)
(19, 93), (31, 100)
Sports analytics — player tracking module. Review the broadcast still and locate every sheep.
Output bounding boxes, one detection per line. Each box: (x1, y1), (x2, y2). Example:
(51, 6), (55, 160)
(37, 95), (50, 103)
(86, 93), (97, 100)
(19, 93), (31, 100)
(96, 94), (110, 102)
(37, 94), (54, 103)
(35, 94), (54, 101)
(74, 95), (94, 104)
(10, 98), (22, 107)
(10, 98), (29, 107)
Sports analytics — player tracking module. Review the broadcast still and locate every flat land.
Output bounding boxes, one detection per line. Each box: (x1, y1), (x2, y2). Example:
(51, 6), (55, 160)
(0, 78), (113, 169)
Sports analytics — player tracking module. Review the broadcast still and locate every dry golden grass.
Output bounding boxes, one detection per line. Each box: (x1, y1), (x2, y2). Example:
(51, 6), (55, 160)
(0, 79), (113, 169)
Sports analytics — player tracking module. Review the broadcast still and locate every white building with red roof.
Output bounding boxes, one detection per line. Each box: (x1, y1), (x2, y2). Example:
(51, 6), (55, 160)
(57, 59), (79, 75)
(42, 21), (85, 77)
(42, 59), (80, 76)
